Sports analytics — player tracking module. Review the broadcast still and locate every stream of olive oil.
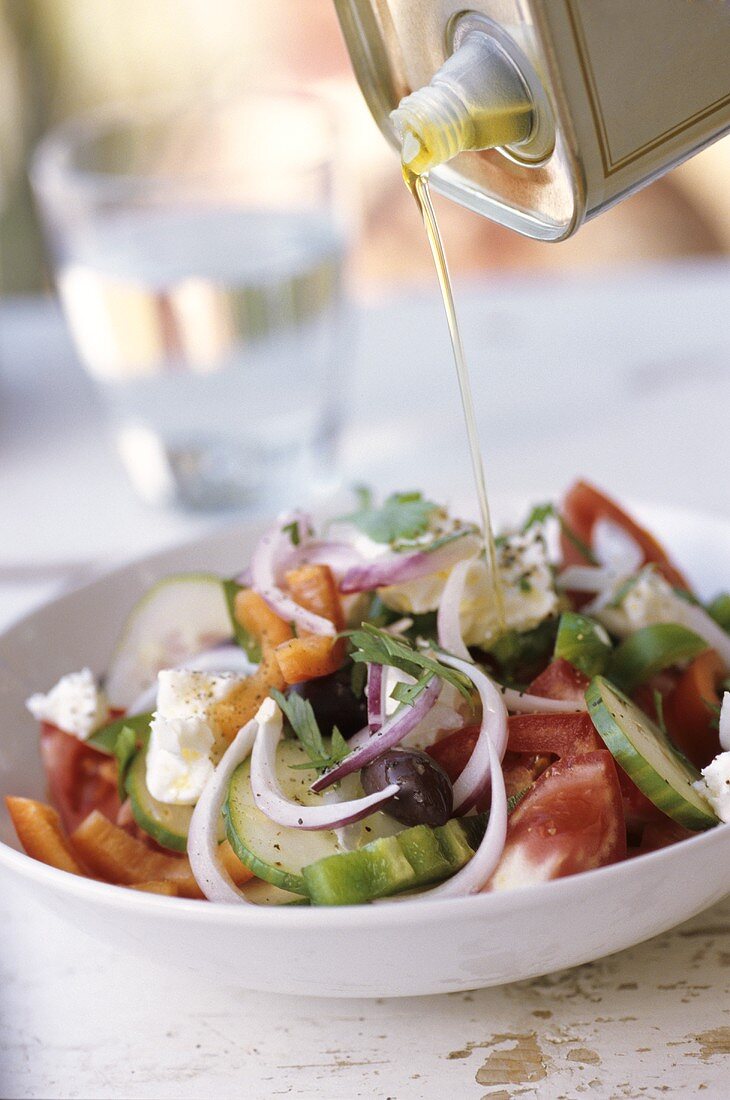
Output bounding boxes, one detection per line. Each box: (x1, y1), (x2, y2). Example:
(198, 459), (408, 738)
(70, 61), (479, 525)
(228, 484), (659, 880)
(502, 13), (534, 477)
(404, 167), (505, 629)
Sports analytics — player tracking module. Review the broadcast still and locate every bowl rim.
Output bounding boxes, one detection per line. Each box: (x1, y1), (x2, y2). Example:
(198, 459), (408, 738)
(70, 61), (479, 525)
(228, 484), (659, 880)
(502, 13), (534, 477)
(2, 499), (729, 929)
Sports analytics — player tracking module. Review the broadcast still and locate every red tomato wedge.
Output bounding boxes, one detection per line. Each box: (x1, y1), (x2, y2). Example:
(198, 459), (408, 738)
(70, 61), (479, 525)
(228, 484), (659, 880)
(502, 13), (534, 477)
(426, 725), (553, 805)
(633, 818), (695, 856)
(41, 724), (120, 833)
(527, 658), (590, 704)
(508, 712), (601, 756)
(663, 649), (723, 770)
(560, 479), (690, 591)
(486, 750), (626, 891)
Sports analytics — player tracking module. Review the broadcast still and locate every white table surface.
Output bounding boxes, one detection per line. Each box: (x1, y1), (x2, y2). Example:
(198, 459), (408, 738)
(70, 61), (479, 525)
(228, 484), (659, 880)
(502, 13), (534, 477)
(2, 262), (730, 1099)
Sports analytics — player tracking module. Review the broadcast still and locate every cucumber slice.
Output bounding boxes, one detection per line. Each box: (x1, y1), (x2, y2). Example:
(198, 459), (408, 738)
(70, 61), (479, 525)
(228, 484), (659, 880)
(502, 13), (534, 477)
(105, 573), (237, 709)
(125, 746), (194, 852)
(125, 744), (225, 853)
(586, 676), (718, 830)
(554, 612), (611, 677)
(607, 623), (707, 694)
(240, 879), (309, 906)
(224, 739), (345, 894)
(301, 816), (487, 906)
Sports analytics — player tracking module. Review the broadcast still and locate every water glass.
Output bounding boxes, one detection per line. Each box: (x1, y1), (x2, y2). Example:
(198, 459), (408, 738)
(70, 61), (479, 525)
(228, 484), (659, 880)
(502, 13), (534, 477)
(32, 93), (347, 509)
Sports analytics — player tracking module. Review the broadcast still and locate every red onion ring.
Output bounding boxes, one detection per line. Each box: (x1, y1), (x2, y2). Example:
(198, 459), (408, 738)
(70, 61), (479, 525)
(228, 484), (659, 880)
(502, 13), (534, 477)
(366, 663), (385, 731)
(438, 654), (508, 814)
(187, 714), (260, 904)
(251, 700), (399, 830)
(436, 558), (475, 662)
(309, 675), (442, 793)
(500, 686), (587, 714)
(251, 514), (336, 636)
(284, 539), (365, 582)
(425, 732), (507, 897)
(339, 533), (481, 594)
(719, 692), (730, 752)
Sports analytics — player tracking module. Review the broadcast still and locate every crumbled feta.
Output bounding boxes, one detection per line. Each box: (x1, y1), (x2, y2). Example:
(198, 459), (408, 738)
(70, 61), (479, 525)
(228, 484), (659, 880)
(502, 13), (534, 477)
(26, 668), (109, 740)
(693, 752), (730, 823)
(593, 567), (679, 638)
(146, 715), (216, 804)
(381, 527), (557, 645)
(146, 668), (245, 805)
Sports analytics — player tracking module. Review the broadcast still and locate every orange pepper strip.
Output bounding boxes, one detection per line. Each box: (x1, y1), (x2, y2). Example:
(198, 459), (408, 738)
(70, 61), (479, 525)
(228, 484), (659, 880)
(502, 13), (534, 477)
(128, 881), (179, 896)
(6, 796), (86, 876)
(71, 811), (205, 898)
(218, 838), (254, 885)
(285, 564), (345, 630)
(276, 634), (344, 685)
(276, 565), (346, 684)
(213, 589), (293, 741)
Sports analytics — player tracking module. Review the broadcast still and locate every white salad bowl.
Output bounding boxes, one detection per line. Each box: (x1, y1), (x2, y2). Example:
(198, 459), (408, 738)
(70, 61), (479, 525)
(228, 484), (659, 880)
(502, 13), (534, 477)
(1, 503), (729, 998)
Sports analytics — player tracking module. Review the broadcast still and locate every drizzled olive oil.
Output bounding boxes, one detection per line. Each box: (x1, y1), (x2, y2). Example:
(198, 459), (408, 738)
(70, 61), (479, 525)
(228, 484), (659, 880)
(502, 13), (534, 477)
(403, 166), (505, 629)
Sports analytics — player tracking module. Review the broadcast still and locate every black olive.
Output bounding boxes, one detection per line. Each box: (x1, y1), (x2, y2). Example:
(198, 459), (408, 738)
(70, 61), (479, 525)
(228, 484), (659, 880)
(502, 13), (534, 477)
(291, 666), (367, 739)
(361, 748), (453, 827)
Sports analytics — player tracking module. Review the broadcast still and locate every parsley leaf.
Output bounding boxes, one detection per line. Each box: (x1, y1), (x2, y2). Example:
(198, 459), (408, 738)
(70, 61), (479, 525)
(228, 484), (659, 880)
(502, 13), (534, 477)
(522, 501), (598, 566)
(345, 622), (473, 706)
(340, 489), (439, 547)
(270, 688), (351, 774)
(282, 520), (301, 546)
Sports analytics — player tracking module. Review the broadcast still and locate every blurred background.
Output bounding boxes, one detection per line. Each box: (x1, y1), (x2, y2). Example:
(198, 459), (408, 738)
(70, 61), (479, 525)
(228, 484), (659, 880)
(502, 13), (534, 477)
(2, 0), (729, 299)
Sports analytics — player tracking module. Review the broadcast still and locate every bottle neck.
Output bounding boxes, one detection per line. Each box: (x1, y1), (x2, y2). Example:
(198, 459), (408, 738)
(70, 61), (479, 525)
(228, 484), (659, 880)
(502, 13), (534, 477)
(390, 29), (539, 175)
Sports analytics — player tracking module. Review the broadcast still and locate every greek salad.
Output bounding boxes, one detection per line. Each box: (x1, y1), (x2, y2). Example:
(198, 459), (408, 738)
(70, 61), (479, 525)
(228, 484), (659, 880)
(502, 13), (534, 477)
(7, 481), (730, 905)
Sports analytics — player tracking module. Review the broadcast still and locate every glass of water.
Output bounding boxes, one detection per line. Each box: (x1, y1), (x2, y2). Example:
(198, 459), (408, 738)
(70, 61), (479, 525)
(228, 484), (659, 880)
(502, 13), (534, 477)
(31, 93), (347, 509)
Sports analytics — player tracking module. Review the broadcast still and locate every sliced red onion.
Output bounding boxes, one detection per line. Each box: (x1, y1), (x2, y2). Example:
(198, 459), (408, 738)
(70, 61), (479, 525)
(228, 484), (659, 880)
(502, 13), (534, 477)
(366, 663), (385, 731)
(187, 712), (261, 904)
(592, 518), (644, 574)
(500, 686), (587, 714)
(310, 675), (442, 793)
(719, 692), (730, 752)
(557, 564), (618, 593)
(425, 733), (507, 897)
(340, 533), (481, 594)
(661, 598), (730, 668)
(438, 654), (508, 814)
(251, 700), (399, 829)
(250, 513), (335, 636)
(284, 539), (365, 582)
(437, 558), (475, 662)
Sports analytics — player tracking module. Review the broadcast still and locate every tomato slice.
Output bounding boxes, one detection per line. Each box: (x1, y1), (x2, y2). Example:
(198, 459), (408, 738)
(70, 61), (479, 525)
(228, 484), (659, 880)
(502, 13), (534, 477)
(560, 480), (690, 591)
(426, 725), (554, 806)
(527, 658), (590, 704)
(40, 723), (121, 833)
(426, 724), (478, 783)
(633, 818), (694, 855)
(663, 649), (723, 770)
(487, 750), (627, 891)
(508, 712), (602, 756)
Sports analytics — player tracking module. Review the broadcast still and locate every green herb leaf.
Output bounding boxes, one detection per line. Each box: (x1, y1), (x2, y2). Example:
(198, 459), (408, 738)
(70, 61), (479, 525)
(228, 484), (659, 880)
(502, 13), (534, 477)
(507, 787), (530, 813)
(282, 520), (302, 546)
(270, 689), (351, 774)
(523, 501), (598, 566)
(604, 573), (641, 610)
(345, 622), (473, 705)
(340, 490), (439, 547)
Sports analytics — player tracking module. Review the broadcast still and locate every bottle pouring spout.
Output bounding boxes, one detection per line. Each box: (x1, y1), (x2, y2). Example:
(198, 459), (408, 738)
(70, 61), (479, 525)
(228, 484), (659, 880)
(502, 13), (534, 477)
(390, 21), (553, 175)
